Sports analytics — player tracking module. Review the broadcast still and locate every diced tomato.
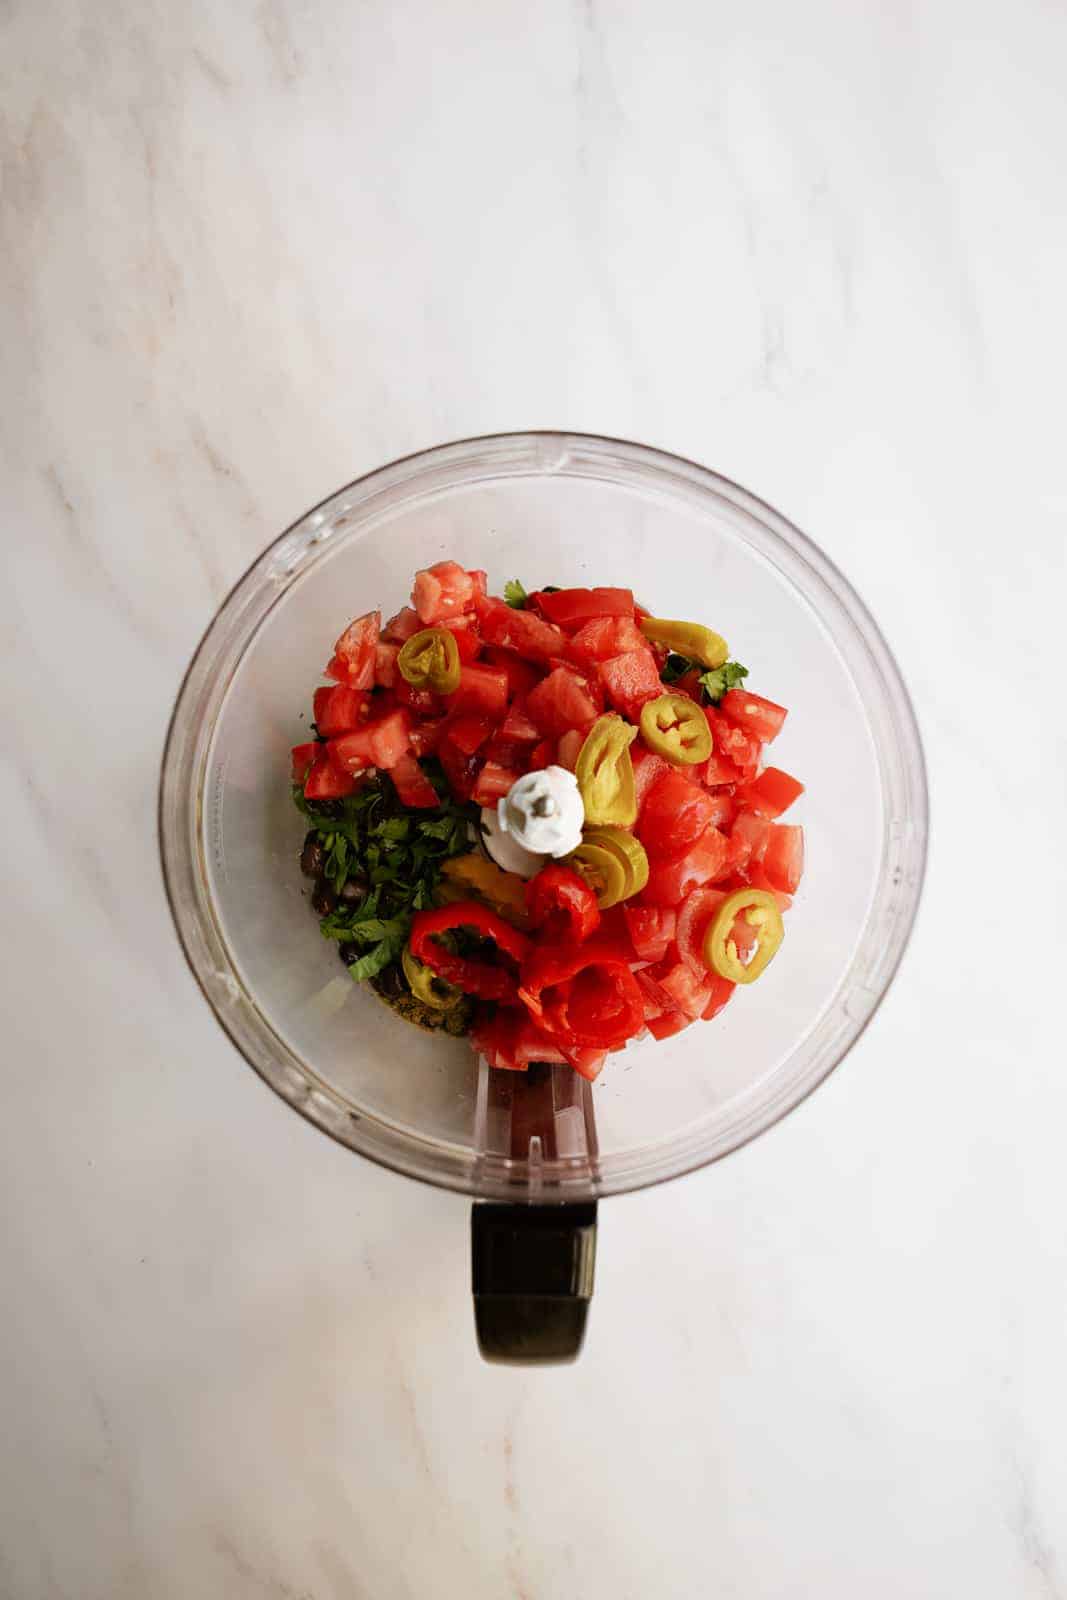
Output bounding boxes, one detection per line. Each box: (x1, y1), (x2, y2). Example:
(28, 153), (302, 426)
(675, 886), (727, 975)
(313, 685), (369, 737)
(527, 667), (599, 737)
(374, 642), (400, 688)
(638, 770), (718, 858)
(329, 708), (411, 773)
(567, 614), (648, 665)
(642, 828), (729, 906)
(471, 761), (522, 806)
(443, 714), (495, 756)
(761, 824), (804, 895)
(290, 742), (320, 782)
(412, 561), (477, 624)
(471, 1009), (570, 1072)
(647, 1007), (692, 1041)
(390, 752), (440, 808)
(652, 959), (715, 1022)
(623, 905), (676, 964)
(701, 974), (736, 1021)
(445, 664), (508, 718)
(556, 727), (585, 771)
(444, 620), (483, 663)
(720, 688), (788, 744)
(468, 569), (488, 599)
(705, 788), (738, 830)
(706, 708), (761, 780)
(740, 767), (804, 819)
(409, 719), (443, 758)
(532, 587), (635, 629)
(395, 676), (444, 717)
(548, 659), (604, 713)
(529, 739), (554, 771)
(634, 967), (672, 1019)
(382, 606), (422, 642)
(498, 700), (541, 743)
(483, 735), (528, 769)
(329, 611), (380, 690)
(729, 812), (772, 871)
(481, 646), (541, 699)
(475, 598), (567, 662)
(438, 738), (480, 801)
(304, 756), (359, 800)
(632, 745), (670, 812)
(745, 860), (794, 911)
(701, 749), (745, 786)
(597, 648), (663, 721)
(565, 1046), (608, 1081)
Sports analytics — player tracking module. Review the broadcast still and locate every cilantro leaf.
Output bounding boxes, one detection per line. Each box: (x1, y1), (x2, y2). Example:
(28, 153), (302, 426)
(346, 936), (404, 983)
(699, 661), (749, 703)
(504, 579), (528, 609)
(295, 761), (480, 987)
(373, 817), (411, 843)
(344, 917), (407, 945)
(419, 815), (460, 840)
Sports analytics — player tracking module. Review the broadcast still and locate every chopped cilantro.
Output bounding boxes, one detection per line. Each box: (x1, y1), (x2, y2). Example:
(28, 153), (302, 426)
(658, 655), (749, 704)
(699, 661), (749, 703)
(504, 579), (528, 609)
(294, 769), (476, 987)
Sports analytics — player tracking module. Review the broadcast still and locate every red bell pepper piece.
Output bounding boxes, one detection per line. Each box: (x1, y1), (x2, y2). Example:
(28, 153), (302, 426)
(409, 902), (531, 1003)
(518, 938), (646, 1048)
(290, 742), (320, 783)
(526, 864), (601, 945)
(531, 587), (635, 629)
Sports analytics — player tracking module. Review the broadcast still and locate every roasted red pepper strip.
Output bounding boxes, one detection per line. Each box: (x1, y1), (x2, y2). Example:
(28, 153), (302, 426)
(525, 864), (601, 945)
(518, 937), (645, 1048)
(409, 902), (531, 1003)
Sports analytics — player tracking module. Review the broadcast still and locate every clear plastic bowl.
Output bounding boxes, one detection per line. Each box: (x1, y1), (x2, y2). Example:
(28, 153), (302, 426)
(159, 433), (926, 1202)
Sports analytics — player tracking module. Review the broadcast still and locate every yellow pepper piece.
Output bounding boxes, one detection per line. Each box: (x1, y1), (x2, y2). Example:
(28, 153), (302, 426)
(704, 889), (784, 984)
(639, 693), (712, 765)
(576, 713), (638, 826)
(440, 852), (530, 928)
(397, 627), (461, 694)
(568, 825), (649, 908)
(401, 945), (464, 1010)
(639, 616), (729, 669)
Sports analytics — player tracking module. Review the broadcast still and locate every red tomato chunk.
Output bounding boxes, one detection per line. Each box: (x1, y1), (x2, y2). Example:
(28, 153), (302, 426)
(313, 685), (368, 736)
(533, 587), (635, 628)
(598, 649), (663, 721)
(720, 688), (787, 743)
(638, 770), (718, 858)
(741, 767), (804, 818)
(476, 598), (567, 662)
(447, 664), (509, 718)
(527, 668), (600, 737)
(412, 562), (478, 624)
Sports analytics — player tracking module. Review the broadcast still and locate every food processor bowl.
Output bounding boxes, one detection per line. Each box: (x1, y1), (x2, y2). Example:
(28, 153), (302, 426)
(159, 433), (926, 1357)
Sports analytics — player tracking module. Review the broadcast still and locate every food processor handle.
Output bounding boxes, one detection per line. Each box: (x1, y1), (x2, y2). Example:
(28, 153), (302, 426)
(470, 1202), (598, 1364)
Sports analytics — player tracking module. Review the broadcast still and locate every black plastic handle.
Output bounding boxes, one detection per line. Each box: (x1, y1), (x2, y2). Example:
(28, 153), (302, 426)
(471, 1202), (598, 1365)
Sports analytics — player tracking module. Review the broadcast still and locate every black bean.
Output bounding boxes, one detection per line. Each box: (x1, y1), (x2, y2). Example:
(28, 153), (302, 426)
(311, 878), (338, 915)
(338, 873), (369, 904)
(300, 832), (325, 878)
(338, 943), (360, 967)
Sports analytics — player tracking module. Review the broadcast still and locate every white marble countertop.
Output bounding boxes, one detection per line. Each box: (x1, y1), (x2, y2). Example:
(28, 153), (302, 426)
(3, 1), (1065, 1595)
